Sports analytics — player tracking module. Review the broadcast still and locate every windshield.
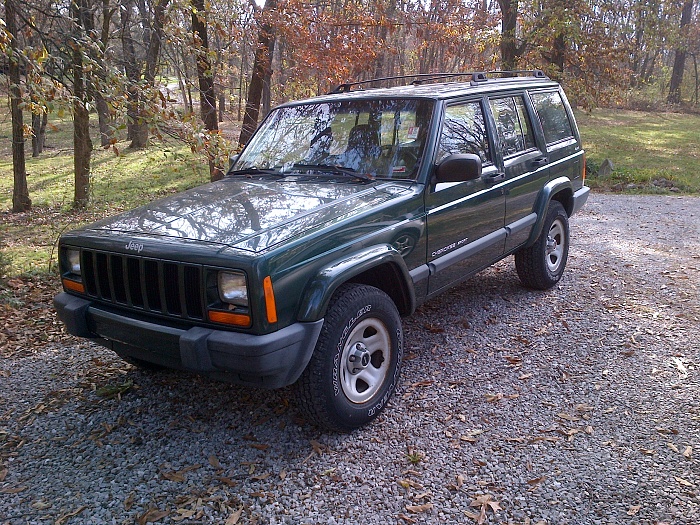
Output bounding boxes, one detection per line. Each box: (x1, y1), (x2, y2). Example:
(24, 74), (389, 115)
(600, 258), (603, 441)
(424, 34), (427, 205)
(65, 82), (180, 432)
(234, 98), (434, 181)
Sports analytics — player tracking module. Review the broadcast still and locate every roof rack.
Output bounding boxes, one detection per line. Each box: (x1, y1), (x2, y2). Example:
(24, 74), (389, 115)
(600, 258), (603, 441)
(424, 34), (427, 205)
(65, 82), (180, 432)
(329, 69), (548, 94)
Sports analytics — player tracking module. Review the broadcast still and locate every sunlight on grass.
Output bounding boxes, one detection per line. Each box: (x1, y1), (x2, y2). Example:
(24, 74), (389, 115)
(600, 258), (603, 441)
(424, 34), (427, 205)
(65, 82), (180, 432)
(0, 114), (210, 276)
(576, 109), (700, 194)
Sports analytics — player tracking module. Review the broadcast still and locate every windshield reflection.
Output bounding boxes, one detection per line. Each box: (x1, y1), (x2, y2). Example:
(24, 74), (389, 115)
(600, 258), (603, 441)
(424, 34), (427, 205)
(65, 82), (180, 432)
(234, 99), (434, 180)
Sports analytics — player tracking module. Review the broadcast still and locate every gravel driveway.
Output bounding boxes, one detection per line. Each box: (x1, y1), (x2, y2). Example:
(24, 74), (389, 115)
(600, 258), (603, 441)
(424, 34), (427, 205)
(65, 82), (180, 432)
(1, 194), (699, 525)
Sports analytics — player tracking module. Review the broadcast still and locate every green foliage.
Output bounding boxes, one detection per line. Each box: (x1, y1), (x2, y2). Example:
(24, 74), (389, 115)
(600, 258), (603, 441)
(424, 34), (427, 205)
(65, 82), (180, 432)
(577, 109), (700, 194)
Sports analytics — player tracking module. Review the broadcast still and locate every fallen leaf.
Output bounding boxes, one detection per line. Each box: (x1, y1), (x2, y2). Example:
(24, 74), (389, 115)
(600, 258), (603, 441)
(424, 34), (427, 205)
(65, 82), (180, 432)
(1, 486), (27, 494)
(398, 513), (417, 523)
(557, 413), (580, 422)
(208, 455), (222, 469)
(310, 440), (324, 455)
(527, 476), (546, 486)
(250, 443), (270, 451)
(161, 471), (185, 482)
(406, 503), (434, 513)
(225, 507), (243, 525)
(423, 323), (444, 333)
(56, 506), (87, 525)
(668, 443), (680, 453)
(683, 446), (693, 459)
(137, 507), (170, 525)
(627, 505), (641, 516)
(675, 476), (694, 487)
(216, 476), (237, 487)
(31, 500), (52, 510)
(640, 448), (656, 456)
(0, 468), (6, 482)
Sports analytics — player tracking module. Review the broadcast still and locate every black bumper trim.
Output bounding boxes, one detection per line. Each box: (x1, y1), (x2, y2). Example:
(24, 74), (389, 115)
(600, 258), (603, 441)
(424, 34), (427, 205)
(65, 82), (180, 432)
(54, 292), (324, 389)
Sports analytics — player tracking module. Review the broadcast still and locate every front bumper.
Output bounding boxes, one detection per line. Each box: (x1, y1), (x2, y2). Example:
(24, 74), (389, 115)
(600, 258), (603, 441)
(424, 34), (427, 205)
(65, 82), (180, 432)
(54, 292), (324, 389)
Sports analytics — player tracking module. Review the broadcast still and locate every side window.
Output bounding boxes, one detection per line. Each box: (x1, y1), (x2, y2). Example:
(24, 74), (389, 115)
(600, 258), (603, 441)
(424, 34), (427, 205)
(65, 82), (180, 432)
(530, 91), (575, 144)
(489, 96), (536, 157)
(437, 102), (491, 164)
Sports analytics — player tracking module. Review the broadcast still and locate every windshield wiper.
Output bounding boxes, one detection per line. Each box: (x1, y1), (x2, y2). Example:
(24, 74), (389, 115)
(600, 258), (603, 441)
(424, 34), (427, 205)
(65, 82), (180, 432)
(291, 163), (374, 182)
(228, 167), (284, 178)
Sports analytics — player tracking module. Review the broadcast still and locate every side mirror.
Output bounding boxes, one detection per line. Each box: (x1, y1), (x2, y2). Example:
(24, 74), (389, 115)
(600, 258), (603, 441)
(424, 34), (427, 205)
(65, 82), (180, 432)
(228, 154), (240, 170)
(435, 154), (482, 183)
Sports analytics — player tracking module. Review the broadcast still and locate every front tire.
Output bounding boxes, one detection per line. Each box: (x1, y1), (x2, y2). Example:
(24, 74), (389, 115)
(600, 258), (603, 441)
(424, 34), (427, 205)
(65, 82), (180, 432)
(515, 200), (570, 290)
(296, 284), (403, 432)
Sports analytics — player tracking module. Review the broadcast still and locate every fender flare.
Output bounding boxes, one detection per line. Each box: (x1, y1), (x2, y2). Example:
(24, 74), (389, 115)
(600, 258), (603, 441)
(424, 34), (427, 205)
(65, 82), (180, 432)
(297, 244), (415, 322)
(525, 177), (574, 248)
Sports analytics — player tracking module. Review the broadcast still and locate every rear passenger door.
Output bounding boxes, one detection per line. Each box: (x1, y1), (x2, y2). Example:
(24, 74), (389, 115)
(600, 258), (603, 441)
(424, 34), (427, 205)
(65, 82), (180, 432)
(529, 89), (583, 184)
(488, 94), (549, 253)
(426, 99), (506, 294)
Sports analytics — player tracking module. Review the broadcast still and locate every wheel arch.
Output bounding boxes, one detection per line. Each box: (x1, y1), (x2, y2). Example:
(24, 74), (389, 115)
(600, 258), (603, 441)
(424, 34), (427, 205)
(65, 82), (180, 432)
(297, 245), (416, 322)
(525, 177), (574, 248)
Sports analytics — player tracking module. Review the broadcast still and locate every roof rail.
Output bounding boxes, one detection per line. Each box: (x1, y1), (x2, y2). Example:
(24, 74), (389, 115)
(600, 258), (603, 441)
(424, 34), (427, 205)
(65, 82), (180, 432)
(328, 69), (548, 94)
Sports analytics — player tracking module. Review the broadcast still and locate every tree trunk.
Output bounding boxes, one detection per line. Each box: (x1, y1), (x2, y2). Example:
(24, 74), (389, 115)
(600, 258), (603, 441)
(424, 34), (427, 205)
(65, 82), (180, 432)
(95, 0), (115, 147)
(72, 0), (93, 208)
(498, 0), (521, 71)
(120, 0), (141, 144)
(7, 0), (31, 212)
(191, 0), (221, 181)
(95, 92), (112, 147)
(693, 53), (699, 106)
(31, 112), (47, 157)
(239, 0), (277, 148)
(668, 0), (694, 104)
(122, 0), (170, 148)
(218, 92), (226, 122)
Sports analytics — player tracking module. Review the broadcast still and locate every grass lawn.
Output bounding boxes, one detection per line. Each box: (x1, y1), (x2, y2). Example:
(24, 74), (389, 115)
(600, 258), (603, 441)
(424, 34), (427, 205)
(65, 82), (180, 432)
(576, 108), (700, 194)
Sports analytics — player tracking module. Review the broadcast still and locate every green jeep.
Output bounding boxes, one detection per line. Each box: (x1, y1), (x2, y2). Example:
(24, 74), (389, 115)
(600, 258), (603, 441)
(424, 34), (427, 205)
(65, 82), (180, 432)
(55, 71), (589, 431)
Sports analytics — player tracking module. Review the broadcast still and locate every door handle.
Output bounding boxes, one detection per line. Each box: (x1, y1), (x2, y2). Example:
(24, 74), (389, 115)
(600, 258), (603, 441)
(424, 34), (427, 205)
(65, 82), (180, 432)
(530, 156), (548, 169)
(483, 172), (505, 183)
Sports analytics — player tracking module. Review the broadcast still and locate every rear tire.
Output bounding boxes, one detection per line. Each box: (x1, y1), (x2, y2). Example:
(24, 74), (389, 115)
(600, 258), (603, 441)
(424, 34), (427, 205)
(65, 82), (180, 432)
(515, 200), (569, 290)
(295, 283), (403, 432)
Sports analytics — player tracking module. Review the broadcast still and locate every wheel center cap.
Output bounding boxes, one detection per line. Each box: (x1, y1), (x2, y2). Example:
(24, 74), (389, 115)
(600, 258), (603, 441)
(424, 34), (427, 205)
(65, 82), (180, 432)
(546, 236), (557, 254)
(348, 342), (371, 374)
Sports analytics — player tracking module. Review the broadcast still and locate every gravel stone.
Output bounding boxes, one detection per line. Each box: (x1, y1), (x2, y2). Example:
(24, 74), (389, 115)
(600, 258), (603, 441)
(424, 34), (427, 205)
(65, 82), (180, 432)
(1, 194), (699, 524)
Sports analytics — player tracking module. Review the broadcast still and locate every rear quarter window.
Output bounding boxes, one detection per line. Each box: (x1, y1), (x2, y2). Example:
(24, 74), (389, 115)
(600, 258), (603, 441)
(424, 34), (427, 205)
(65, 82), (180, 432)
(530, 91), (575, 144)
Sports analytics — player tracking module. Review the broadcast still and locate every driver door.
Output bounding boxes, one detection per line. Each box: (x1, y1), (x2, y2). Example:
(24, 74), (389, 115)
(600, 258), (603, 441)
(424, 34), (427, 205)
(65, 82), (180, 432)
(426, 99), (506, 294)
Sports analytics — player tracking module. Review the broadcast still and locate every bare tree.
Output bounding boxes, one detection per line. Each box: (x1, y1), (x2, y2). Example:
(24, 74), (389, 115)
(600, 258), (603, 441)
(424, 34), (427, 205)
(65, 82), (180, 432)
(239, 0), (277, 148)
(668, 0), (695, 104)
(6, 0), (31, 212)
(71, 0), (94, 208)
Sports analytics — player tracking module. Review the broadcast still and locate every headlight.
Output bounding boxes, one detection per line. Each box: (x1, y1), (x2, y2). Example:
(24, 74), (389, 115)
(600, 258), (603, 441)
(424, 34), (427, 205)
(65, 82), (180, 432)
(66, 248), (81, 276)
(218, 271), (248, 307)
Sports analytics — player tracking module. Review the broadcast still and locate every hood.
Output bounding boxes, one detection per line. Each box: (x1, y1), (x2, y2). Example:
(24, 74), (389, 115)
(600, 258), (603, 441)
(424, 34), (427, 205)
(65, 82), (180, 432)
(86, 177), (413, 253)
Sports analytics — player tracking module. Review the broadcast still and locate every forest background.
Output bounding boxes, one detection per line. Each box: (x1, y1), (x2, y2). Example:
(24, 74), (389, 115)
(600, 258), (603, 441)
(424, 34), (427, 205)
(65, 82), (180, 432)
(1, 0), (699, 279)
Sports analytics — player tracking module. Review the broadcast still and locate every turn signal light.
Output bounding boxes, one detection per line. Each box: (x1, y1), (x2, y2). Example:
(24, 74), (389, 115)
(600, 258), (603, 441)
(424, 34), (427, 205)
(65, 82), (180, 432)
(62, 278), (85, 294)
(208, 310), (251, 327)
(263, 276), (277, 324)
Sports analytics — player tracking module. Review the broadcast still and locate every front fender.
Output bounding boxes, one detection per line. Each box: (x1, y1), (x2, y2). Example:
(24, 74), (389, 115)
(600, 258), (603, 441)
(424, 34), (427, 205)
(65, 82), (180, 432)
(525, 177), (574, 247)
(297, 245), (414, 322)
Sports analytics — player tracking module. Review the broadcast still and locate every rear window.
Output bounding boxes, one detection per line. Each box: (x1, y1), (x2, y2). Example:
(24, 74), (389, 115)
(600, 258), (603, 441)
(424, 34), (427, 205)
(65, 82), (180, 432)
(530, 91), (575, 144)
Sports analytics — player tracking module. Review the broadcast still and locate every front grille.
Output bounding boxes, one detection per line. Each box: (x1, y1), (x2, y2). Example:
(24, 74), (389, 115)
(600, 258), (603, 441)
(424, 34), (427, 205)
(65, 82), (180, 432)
(81, 250), (205, 321)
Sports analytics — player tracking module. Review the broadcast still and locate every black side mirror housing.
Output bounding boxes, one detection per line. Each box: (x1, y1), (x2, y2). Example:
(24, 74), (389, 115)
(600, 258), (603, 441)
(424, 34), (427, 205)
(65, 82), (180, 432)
(435, 154), (482, 183)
